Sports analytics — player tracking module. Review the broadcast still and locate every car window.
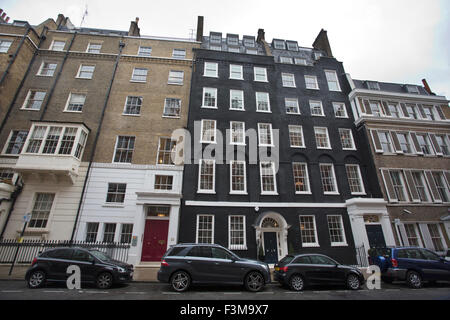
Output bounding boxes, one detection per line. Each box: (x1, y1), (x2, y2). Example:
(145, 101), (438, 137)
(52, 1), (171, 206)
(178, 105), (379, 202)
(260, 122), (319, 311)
(279, 255), (295, 264)
(293, 256), (311, 264)
(186, 246), (212, 258)
(420, 249), (440, 261)
(309, 255), (336, 265)
(166, 246), (187, 257)
(46, 249), (73, 260)
(211, 247), (234, 260)
(398, 249), (422, 259)
(72, 249), (94, 262)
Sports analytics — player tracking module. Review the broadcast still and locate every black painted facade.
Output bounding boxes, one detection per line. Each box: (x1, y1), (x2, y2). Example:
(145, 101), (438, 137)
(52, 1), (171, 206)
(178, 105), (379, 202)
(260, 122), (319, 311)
(179, 34), (382, 265)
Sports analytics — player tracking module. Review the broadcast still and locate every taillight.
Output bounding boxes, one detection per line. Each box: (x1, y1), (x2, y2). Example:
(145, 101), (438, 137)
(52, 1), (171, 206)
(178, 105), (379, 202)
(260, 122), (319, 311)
(31, 257), (37, 266)
(391, 258), (398, 268)
(161, 260), (169, 267)
(279, 266), (288, 272)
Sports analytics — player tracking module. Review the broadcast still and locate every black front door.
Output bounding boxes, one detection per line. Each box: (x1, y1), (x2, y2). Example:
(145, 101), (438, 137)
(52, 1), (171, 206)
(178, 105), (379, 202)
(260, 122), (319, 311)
(366, 225), (387, 248)
(264, 232), (278, 263)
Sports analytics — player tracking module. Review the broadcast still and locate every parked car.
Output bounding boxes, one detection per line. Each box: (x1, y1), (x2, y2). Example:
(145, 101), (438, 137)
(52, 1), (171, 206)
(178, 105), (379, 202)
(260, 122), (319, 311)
(369, 246), (450, 288)
(157, 243), (271, 292)
(25, 247), (133, 289)
(444, 250), (450, 262)
(273, 254), (365, 291)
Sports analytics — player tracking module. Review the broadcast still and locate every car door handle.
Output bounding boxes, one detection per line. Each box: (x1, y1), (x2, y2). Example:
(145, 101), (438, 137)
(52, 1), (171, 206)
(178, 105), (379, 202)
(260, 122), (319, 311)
(186, 260), (192, 264)
(214, 262), (220, 266)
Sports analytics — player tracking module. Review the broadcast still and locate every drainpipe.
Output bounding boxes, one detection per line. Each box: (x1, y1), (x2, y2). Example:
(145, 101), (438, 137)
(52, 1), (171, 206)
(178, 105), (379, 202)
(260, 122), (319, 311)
(70, 40), (126, 242)
(39, 31), (77, 120)
(0, 184), (23, 239)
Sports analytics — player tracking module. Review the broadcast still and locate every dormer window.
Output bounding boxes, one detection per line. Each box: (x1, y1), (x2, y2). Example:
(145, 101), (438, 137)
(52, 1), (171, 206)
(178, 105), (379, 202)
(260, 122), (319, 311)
(314, 52), (323, 60)
(243, 36), (255, 47)
(273, 39), (285, 49)
(406, 85), (419, 94)
(227, 34), (239, 46)
(286, 41), (298, 51)
(210, 33), (222, 44)
(366, 81), (380, 90)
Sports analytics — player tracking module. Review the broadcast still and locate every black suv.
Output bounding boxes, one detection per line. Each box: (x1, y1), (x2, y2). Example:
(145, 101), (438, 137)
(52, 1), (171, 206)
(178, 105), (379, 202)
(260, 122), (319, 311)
(157, 243), (271, 292)
(25, 247), (133, 289)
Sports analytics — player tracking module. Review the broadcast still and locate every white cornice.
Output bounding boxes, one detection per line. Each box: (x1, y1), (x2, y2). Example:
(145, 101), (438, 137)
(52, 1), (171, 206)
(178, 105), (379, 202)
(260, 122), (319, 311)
(349, 88), (449, 104)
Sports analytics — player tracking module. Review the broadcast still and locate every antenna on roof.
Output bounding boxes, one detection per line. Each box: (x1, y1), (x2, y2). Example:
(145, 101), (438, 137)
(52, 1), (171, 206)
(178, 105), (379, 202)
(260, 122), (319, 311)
(80, 4), (88, 27)
(189, 28), (196, 40)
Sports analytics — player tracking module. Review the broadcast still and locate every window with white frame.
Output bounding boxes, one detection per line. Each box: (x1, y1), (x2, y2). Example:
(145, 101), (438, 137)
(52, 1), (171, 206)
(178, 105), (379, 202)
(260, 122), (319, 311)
(168, 70), (184, 85)
(293, 162), (310, 193)
(228, 46), (240, 53)
(246, 48), (258, 55)
(131, 67), (148, 82)
(346, 164), (365, 194)
(319, 163), (338, 194)
(256, 92), (270, 112)
(172, 49), (186, 59)
(310, 100), (324, 116)
(367, 81), (380, 90)
(25, 126), (46, 153)
(42, 127), (62, 154)
(204, 62), (218, 77)
(58, 127), (78, 155)
(285, 98), (300, 115)
(327, 215), (347, 246)
(411, 171), (430, 202)
(422, 106), (435, 120)
(324, 70), (341, 91)
(196, 215), (214, 244)
(314, 127), (331, 149)
(299, 216), (318, 247)
(210, 33), (222, 44)
(4, 130), (28, 155)
(230, 90), (244, 110)
(404, 224), (420, 247)
(22, 90), (46, 110)
(29, 193), (55, 229)
(243, 37), (255, 47)
(229, 64), (243, 80)
(405, 104), (419, 119)
(202, 87), (218, 109)
(138, 46), (152, 57)
(77, 65), (95, 79)
(113, 136), (135, 163)
(294, 58), (307, 65)
(154, 175), (173, 190)
(273, 39), (285, 49)
(289, 125), (305, 148)
(201, 120), (216, 143)
(227, 35), (239, 46)
(260, 161), (277, 194)
(406, 85), (419, 94)
(230, 121), (245, 145)
(314, 52), (323, 60)
(389, 171), (408, 202)
(435, 135), (449, 156)
(75, 131), (87, 159)
(280, 56), (293, 64)
(106, 183), (126, 203)
(427, 224), (444, 251)
(229, 216), (246, 250)
(305, 75), (319, 89)
(258, 123), (273, 146)
(209, 44), (222, 51)
(230, 161), (247, 193)
(432, 172), (449, 202)
(333, 102), (348, 118)
(0, 39), (13, 53)
(378, 131), (394, 153)
(396, 132), (413, 154)
(85, 222), (99, 242)
(65, 93), (86, 112)
(286, 41), (298, 51)
(157, 137), (176, 165)
(369, 101), (383, 117)
(103, 223), (116, 243)
(416, 134), (434, 155)
(37, 62), (57, 76)
(123, 96), (143, 115)
(120, 224), (133, 244)
(388, 103), (401, 118)
(87, 42), (102, 53)
(254, 67), (268, 82)
(163, 98), (181, 118)
(339, 128), (355, 150)
(198, 159), (215, 192)
(282, 73), (296, 87)
(50, 40), (65, 51)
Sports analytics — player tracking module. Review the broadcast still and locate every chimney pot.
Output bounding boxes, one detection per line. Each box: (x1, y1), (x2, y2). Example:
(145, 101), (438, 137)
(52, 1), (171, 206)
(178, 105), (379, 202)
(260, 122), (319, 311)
(257, 28), (265, 42)
(422, 78), (434, 95)
(196, 16), (204, 42)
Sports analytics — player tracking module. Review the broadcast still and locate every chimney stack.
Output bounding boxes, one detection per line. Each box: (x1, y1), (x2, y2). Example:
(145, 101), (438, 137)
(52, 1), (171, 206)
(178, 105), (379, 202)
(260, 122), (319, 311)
(312, 29), (333, 58)
(257, 28), (265, 42)
(422, 79), (434, 95)
(196, 16), (204, 42)
(128, 17), (140, 37)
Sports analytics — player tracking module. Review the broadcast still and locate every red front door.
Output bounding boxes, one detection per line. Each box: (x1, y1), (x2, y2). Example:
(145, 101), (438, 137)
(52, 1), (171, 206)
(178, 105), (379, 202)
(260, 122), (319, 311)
(141, 219), (169, 262)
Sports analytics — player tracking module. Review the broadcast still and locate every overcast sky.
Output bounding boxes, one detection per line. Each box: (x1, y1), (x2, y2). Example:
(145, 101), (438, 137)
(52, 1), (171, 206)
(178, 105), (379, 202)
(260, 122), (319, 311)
(2, 0), (449, 98)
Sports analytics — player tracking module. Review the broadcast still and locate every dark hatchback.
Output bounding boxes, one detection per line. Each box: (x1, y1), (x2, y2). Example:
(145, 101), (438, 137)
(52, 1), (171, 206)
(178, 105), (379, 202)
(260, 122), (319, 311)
(274, 254), (365, 291)
(157, 243), (271, 292)
(369, 247), (450, 288)
(25, 247), (134, 289)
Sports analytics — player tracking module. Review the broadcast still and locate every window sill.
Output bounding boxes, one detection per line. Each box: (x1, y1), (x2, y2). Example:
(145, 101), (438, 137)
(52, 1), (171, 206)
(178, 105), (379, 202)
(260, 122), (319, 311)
(167, 82), (184, 86)
(63, 110), (83, 113)
(76, 77), (93, 80)
(20, 108), (40, 112)
(229, 77), (244, 81)
(324, 192), (340, 195)
(331, 243), (348, 247)
(130, 80), (147, 83)
(122, 113), (141, 117)
(295, 191), (312, 195)
(229, 191), (248, 195)
(162, 115), (181, 119)
(302, 243), (320, 248)
(201, 106), (218, 109)
(197, 190), (216, 194)
(256, 110), (272, 113)
(103, 203), (125, 208)
(229, 108), (246, 112)
(261, 192), (279, 196)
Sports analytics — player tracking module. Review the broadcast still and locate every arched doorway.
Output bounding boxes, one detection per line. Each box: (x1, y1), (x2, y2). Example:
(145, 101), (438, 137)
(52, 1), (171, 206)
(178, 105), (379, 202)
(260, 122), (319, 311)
(254, 212), (290, 264)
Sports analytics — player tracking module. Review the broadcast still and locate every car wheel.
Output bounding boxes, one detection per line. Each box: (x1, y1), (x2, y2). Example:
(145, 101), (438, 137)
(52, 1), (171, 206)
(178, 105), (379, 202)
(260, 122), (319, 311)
(96, 272), (113, 289)
(27, 270), (46, 289)
(171, 271), (191, 292)
(245, 271), (265, 292)
(346, 273), (361, 290)
(406, 271), (422, 289)
(288, 274), (305, 291)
